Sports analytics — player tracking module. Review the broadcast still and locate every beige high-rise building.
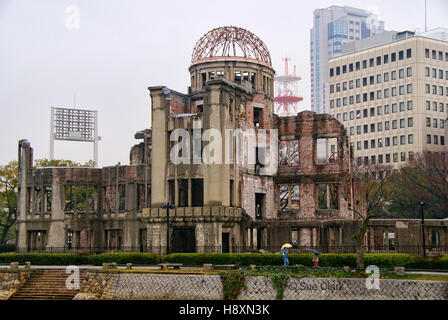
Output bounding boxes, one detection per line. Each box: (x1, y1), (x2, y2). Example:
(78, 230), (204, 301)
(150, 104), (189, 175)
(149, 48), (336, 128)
(328, 28), (448, 169)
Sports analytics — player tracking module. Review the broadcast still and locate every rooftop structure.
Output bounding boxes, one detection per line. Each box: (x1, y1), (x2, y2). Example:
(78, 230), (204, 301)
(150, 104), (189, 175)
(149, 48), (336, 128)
(191, 26), (272, 67)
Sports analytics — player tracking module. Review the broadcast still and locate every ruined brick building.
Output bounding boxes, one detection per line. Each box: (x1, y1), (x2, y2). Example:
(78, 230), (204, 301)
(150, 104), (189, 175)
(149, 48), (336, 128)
(16, 26), (447, 254)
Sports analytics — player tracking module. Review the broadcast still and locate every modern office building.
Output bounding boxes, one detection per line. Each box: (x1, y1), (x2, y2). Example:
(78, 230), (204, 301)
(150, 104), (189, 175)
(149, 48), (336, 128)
(328, 28), (448, 169)
(310, 6), (385, 114)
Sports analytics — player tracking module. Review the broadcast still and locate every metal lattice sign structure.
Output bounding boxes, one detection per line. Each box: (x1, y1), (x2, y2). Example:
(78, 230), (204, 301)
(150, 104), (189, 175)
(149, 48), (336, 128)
(53, 107), (96, 142)
(50, 107), (99, 166)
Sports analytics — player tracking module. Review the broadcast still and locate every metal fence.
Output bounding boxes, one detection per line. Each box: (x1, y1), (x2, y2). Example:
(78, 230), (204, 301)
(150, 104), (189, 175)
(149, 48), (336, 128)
(2, 245), (447, 256)
(0, 244), (15, 253)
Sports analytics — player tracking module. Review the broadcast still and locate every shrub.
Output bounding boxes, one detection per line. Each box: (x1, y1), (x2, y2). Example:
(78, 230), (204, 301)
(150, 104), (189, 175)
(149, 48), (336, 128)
(437, 255), (448, 269)
(163, 253), (281, 266)
(0, 253), (88, 265)
(163, 253), (241, 265)
(87, 253), (160, 265)
(0, 252), (159, 266)
(164, 253), (448, 269)
(239, 253), (281, 266)
(364, 254), (413, 268)
(271, 273), (289, 299)
(220, 270), (246, 300)
(317, 254), (357, 267)
(0, 252), (446, 269)
(404, 255), (448, 270)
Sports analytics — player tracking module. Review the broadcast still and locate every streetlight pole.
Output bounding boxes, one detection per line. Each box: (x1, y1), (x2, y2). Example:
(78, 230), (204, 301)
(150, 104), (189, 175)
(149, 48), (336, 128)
(161, 202), (175, 255)
(418, 201), (426, 257)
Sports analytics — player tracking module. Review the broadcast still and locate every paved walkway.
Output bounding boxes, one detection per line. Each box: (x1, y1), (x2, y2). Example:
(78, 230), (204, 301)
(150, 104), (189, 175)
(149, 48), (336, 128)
(406, 271), (448, 276)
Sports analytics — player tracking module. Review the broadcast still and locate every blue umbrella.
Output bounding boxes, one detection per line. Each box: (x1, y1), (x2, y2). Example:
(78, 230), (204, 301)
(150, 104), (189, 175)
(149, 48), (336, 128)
(309, 249), (320, 256)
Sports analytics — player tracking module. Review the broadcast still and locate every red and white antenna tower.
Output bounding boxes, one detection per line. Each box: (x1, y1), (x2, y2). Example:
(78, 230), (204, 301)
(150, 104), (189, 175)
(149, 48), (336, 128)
(274, 57), (303, 115)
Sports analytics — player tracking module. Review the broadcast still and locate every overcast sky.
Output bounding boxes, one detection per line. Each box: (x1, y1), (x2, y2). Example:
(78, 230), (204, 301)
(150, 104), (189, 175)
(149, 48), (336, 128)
(0, 0), (447, 167)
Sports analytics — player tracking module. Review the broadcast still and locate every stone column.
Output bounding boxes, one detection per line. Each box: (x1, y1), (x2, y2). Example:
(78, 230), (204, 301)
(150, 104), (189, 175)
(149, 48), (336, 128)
(203, 84), (224, 206)
(46, 173), (65, 249)
(196, 223), (205, 253)
(149, 88), (169, 207)
(17, 140), (32, 249)
(148, 223), (167, 255)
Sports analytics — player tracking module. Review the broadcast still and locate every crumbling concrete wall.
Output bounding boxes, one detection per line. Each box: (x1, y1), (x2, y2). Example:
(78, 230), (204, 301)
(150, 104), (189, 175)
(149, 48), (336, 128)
(16, 137), (152, 251)
(274, 111), (352, 221)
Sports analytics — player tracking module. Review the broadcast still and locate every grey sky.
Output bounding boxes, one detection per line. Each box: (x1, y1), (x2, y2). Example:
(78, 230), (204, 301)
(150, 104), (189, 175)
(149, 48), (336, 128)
(1, 0), (447, 167)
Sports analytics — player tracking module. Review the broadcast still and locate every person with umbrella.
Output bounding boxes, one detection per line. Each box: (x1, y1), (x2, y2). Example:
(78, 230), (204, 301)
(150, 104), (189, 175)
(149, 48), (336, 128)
(310, 249), (320, 268)
(281, 243), (292, 266)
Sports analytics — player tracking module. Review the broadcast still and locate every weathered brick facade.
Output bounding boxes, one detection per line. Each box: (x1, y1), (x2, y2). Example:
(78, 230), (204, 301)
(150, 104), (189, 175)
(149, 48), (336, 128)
(15, 26), (448, 254)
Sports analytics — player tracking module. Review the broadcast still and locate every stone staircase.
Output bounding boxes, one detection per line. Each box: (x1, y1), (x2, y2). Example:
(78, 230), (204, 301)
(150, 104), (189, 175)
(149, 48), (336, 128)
(9, 269), (83, 300)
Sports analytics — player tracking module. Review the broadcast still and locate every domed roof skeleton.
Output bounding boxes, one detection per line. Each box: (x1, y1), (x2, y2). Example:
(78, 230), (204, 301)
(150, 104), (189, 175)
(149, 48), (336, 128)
(191, 26), (272, 67)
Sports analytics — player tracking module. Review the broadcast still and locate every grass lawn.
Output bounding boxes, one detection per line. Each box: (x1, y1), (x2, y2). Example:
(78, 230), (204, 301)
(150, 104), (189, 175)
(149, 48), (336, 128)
(394, 274), (448, 281)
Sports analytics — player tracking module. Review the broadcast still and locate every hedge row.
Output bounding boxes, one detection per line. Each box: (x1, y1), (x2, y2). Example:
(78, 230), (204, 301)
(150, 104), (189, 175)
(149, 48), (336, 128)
(0, 252), (447, 269)
(0, 253), (159, 266)
(163, 253), (448, 269)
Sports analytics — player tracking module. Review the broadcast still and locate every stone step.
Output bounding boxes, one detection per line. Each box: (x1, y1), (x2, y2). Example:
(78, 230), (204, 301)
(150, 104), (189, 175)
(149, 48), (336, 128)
(11, 293), (76, 297)
(16, 289), (78, 292)
(10, 296), (75, 300)
(8, 270), (87, 300)
(19, 285), (75, 288)
(11, 294), (76, 297)
(10, 293), (76, 297)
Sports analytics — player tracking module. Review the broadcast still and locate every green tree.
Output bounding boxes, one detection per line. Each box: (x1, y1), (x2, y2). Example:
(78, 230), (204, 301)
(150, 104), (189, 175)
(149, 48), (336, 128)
(34, 158), (95, 168)
(0, 161), (18, 244)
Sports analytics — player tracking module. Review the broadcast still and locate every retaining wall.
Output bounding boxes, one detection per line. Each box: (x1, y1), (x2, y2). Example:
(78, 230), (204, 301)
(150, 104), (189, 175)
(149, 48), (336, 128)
(74, 272), (448, 300)
(0, 270), (31, 300)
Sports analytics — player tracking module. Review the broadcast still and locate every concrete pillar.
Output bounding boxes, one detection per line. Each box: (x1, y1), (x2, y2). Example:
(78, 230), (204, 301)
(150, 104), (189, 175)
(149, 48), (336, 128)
(148, 223), (168, 255)
(46, 177), (65, 249)
(149, 90), (169, 207)
(262, 228), (268, 249)
(203, 85), (224, 206)
(196, 223), (205, 253)
(123, 220), (137, 249)
(188, 179), (192, 207)
(212, 222), (222, 253)
(17, 140), (32, 249)
(194, 222), (222, 253)
(253, 228), (257, 249)
(249, 228), (254, 249)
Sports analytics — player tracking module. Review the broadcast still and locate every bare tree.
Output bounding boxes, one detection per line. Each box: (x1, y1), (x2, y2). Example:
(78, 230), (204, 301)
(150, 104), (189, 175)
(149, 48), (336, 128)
(387, 151), (448, 219)
(351, 163), (392, 269)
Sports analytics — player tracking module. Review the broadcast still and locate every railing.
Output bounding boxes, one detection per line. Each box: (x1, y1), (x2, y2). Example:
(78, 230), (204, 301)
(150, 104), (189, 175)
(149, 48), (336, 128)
(0, 244), (15, 253)
(2, 245), (447, 256)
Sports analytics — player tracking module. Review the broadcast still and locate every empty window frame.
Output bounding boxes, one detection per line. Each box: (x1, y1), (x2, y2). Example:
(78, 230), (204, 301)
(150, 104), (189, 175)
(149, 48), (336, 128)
(279, 185), (300, 211)
(192, 179), (204, 207)
(178, 179), (188, 207)
(253, 107), (262, 127)
(65, 185), (96, 212)
(317, 184), (338, 210)
(279, 140), (299, 166)
(316, 138), (338, 164)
